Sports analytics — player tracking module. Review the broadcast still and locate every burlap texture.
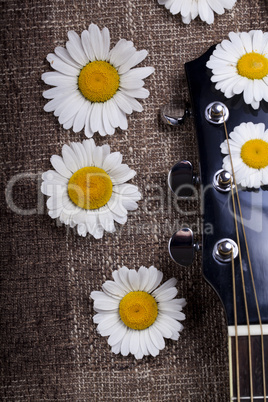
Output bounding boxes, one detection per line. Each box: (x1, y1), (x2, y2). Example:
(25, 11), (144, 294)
(1, 0), (267, 400)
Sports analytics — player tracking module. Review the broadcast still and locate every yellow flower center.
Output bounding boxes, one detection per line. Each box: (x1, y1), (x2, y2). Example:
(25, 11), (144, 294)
(119, 291), (158, 330)
(68, 166), (113, 210)
(237, 52), (268, 80)
(78, 61), (120, 102)
(240, 139), (268, 169)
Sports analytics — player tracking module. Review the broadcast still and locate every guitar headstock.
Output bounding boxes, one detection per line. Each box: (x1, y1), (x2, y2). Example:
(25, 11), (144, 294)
(168, 45), (268, 328)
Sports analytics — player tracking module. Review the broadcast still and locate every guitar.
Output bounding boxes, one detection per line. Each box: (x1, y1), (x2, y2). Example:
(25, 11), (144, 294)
(165, 46), (268, 401)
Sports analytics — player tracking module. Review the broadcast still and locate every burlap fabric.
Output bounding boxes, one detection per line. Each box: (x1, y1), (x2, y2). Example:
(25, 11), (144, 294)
(1, 0), (267, 400)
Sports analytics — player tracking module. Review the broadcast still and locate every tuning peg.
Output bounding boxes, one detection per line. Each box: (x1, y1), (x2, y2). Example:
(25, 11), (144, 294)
(168, 160), (199, 197)
(169, 228), (200, 267)
(213, 169), (234, 193)
(205, 101), (229, 125)
(161, 103), (191, 126)
(213, 238), (238, 263)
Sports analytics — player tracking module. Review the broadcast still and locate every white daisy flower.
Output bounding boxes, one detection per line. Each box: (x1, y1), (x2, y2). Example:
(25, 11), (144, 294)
(42, 23), (154, 137)
(41, 139), (141, 238)
(91, 266), (186, 359)
(207, 30), (268, 110)
(220, 122), (268, 188)
(158, 0), (236, 25)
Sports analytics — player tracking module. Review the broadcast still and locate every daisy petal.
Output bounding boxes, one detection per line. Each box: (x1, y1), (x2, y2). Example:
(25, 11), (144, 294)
(101, 27), (110, 60)
(81, 29), (95, 62)
(62, 144), (80, 172)
(58, 94), (85, 125)
(138, 266), (150, 291)
(154, 320), (173, 339)
(73, 101), (90, 133)
(120, 329), (132, 356)
(66, 30), (88, 66)
(145, 266), (163, 293)
(152, 278), (177, 297)
(90, 102), (103, 134)
(108, 321), (128, 346)
(121, 66), (155, 81)
(46, 53), (80, 76)
(97, 314), (120, 334)
(50, 155), (72, 178)
(42, 71), (77, 87)
(54, 46), (83, 68)
(118, 266), (132, 292)
(70, 142), (88, 168)
(113, 92), (133, 114)
(118, 49), (148, 75)
(102, 281), (126, 298)
(149, 326), (165, 350)
(154, 287), (178, 302)
(88, 23), (103, 61)
(129, 330), (140, 355)
(144, 329), (159, 357)
(98, 209), (115, 233)
(128, 269), (140, 291)
(102, 152), (123, 172)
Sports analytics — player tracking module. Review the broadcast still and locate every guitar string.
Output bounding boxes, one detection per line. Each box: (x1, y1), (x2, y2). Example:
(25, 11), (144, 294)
(230, 169), (267, 401)
(228, 166), (250, 402)
(223, 114), (266, 400)
(231, 245), (240, 401)
(222, 116), (253, 402)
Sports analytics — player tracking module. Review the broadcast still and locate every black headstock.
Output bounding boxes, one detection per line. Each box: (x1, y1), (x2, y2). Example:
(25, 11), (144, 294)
(169, 46), (268, 327)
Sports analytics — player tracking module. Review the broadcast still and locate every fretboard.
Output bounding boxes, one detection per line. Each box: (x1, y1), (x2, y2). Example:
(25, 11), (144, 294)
(228, 326), (268, 401)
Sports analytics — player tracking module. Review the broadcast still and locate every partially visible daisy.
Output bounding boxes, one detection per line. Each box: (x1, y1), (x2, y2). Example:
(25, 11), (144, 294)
(158, 0), (236, 24)
(91, 266), (186, 359)
(42, 23), (154, 137)
(220, 122), (268, 188)
(41, 139), (141, 238)
(207, 30), (268, 110)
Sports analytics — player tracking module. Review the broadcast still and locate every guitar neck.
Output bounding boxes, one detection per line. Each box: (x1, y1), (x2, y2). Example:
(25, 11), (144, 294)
(228, 326), (268, 401)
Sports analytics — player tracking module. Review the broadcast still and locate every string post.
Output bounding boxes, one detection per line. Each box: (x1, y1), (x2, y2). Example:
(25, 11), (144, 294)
(213, 238), (238, 263)
(213, 169), (234, 192)
(205, 101), (229, 125)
